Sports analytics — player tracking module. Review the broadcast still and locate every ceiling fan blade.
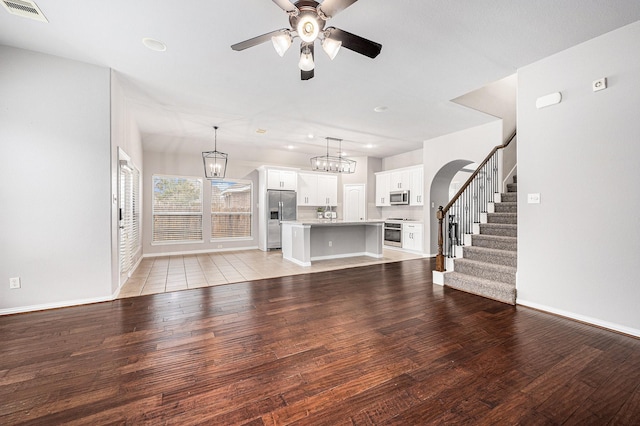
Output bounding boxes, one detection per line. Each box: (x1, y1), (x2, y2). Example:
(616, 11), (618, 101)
(272, 0), (299, 14)
(301, 44), (315, 80)
(325, 27), (382, 58)
(318, 0), (358, 18)
(231, 29), (287, 51)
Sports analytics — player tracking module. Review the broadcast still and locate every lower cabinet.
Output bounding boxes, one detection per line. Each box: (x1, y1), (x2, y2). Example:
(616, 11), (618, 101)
(402, 223), (423, 252)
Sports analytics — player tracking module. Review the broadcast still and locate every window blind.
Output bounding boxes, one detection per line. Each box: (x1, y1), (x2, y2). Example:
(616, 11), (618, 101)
(153, 175), (203, 243)
(211, 181), (252, 239)
(119, 164), (141, 272)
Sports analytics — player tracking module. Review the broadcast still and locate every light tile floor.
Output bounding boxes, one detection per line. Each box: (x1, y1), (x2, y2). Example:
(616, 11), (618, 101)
(118, 248), (423, 298)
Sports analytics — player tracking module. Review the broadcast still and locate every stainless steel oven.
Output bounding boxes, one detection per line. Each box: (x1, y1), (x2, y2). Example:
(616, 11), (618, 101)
(384, 221), (402, 247)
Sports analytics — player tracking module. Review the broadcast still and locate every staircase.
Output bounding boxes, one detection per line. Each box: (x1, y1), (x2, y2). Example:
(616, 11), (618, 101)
(444, 176), (518, 304)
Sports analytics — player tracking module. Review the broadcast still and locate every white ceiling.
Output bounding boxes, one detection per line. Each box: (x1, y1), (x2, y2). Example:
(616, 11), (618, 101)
(2, 1), (639, 158)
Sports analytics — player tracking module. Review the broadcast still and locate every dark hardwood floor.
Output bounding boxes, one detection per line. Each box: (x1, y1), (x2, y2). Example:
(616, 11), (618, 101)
(1, 258), (639, 425)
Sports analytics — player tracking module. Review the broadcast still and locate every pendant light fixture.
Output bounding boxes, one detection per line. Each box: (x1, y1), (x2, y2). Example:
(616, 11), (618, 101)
(299, 44), (314, 71)
(202, 126), (228, 179)
(310, 137), (356, 174)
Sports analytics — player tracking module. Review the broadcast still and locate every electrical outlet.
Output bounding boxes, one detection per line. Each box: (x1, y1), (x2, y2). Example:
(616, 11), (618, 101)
(593, 77), (607, 92)
(9, 277), (21, 289)
(328, 241), (332, 247)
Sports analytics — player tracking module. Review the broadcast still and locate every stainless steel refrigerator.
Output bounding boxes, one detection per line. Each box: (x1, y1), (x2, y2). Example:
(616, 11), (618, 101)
(267, 190), (297, 249)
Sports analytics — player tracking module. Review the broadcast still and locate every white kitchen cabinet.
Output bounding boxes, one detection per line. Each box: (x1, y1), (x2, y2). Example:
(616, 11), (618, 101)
(375, 172), (391, 206)
(267, 169), (297, 190)
(409, 166), (424, 206)
(402, 223), (423, 252)
(390, 170), (410, 191)
(317, 174), (338, 206)
(297, 173), (318, 206)
(297, 173), (337, 206)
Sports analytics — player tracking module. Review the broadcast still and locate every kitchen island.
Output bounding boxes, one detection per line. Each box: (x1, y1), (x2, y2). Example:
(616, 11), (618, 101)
(280, 219), (384, 266)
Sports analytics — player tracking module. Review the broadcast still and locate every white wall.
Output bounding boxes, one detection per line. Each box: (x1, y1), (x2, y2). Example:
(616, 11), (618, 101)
(0, 46), (113, 313)
(517, 21), (640, 335)
(111, 72), (144, 291)
(382, 148), (424, 170)
(423, 121), (503, 255)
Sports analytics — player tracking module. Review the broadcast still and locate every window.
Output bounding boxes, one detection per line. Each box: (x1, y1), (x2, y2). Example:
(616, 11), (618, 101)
(211, 180), (252, 239)
(152, 175), (203, 243)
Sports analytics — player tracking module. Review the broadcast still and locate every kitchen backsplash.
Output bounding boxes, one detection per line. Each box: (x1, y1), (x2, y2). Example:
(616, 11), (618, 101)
(297, 206), (337, 220)
(380, 205), (424, 221)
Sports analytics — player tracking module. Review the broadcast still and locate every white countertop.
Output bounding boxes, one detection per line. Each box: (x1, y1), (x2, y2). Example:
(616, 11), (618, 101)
(281, 219), (384, 226)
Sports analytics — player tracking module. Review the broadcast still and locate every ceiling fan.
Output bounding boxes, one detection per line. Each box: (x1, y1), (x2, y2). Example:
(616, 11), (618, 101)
(231, 0), (382, 80)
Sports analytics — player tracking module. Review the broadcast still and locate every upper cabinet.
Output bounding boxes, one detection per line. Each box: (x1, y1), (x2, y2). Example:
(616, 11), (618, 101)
(317, 175), (338, 206)
(375, 173), (391, 207)
(409, 167), (424, 206)
(267, 169), (297, 190)
(376, 165), (424, 207)
(297, 172), (338, 206)
(297, 172), (318, 205)
(390, 170), (411, 191)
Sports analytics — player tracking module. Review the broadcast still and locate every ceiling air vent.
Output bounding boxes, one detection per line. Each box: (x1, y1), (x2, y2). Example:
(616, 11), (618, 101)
(2, 0), (48, 22)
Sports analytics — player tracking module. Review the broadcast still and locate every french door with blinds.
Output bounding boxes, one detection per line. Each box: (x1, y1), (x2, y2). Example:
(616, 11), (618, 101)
(118, 152), (141, 283)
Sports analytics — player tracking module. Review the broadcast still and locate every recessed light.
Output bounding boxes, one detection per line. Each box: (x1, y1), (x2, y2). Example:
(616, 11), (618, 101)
(256, 128), (267, 134)
(286, 145), (295, 149)
(307, 133), (314, 139)
(373, 106), (388, 113)
(142, 37), (167, 52)
(365, 144), (374, 149)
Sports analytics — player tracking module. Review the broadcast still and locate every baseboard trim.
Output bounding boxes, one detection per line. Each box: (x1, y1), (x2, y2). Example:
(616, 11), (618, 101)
(283, 256), (311, 267)
(517, 299), (640, 338)
(143, 246), (259, 258)
(311, 252), (382, 261)
(432, 270), (446, 286)
(0, 294), (115, 316)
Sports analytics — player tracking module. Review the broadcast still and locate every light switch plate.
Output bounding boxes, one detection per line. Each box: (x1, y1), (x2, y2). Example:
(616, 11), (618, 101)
(527, 193), (541, 204)
(9, 277), (21, 289)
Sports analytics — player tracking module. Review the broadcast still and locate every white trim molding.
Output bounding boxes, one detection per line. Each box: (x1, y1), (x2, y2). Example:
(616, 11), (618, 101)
(517, 299), (640, 338)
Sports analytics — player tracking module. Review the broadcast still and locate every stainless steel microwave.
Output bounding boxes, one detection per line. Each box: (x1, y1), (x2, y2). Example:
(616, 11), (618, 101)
(389, 190), (410, 205)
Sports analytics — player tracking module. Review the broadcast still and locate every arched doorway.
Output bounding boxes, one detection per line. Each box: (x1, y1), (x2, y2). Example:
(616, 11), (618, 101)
(428, 159), (476, 254)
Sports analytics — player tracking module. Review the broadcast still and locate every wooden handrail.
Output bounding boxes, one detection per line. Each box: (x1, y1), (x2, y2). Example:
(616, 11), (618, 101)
(442, 129), (517, 215)
(435, 129), (517, 272)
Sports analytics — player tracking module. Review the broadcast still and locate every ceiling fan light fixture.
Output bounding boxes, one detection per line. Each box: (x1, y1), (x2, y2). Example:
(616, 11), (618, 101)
(297, 15), (320, 43)
(271, 31), (292, 57)
(322, 37), (341, 60)
(299, 48), (314, 71)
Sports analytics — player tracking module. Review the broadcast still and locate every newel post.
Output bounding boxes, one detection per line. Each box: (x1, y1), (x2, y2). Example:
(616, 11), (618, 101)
(435, 206), (445, 272)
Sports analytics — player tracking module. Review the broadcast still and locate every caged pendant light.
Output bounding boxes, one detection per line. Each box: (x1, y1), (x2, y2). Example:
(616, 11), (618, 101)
(202, 126), (228, 179)
(310, 137), (356, 174)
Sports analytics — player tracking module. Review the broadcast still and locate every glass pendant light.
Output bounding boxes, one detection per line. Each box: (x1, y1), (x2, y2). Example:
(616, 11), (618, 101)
(271, 31), (292, 57)
(299, 46), (314, 71)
